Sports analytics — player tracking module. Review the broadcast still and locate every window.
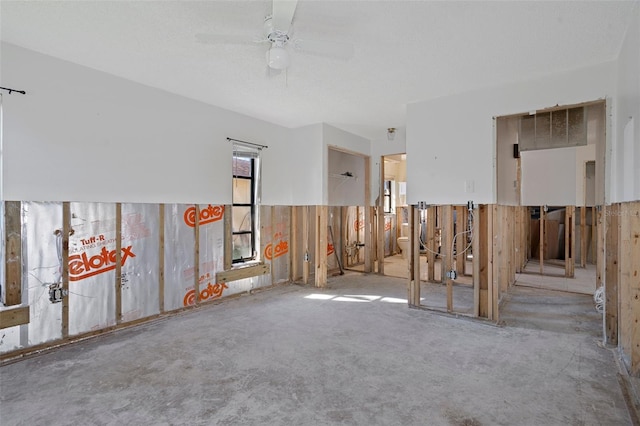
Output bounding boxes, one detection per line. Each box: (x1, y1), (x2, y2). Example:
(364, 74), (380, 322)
(232, 152), (258, 263)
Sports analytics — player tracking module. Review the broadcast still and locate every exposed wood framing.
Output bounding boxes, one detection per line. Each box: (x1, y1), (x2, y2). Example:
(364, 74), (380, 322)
(364, 207), (373, 273)
(592, 206), (597, 265)
(377, 207), (385, 275)
(477, 205), (492, 319)
(565, 206), (575, 278)
(496, 206), (508, 295)
(472, 206), (480, 317)
(217, 263), (270, 283)
(491, 205), (499, 322)
(455, 206), (466, 275)
(426, 207), (436, 282)
(302, 206), (310, 284)
(408, 205), (421, 307)
(290, 207), (299, 281)
(4, 201), (21, 306)
(619, 202), (640, 376)
(371, 207), (377, 267)
(515, 206), (523, 273)
(378, 159), (386, 275)
(315, 206), (328, 287)
(580, 206), (587, 268)
(473, 204), (500, 322)
(539, 206), (545, 274)
(527, 207), (532, 260)
(521, 206), (530, 271)
(224, 204), (232, 270)
(0, 306), (29, 329)
(441, 205), (454, 311)
(605, 204), (619, 346)
(0, 306), (29, 330)
(115, 203), (122, 324)
(364, 156), (372, 273)
(356, 206), (361, 265)
(341, 207), (348, 271)
(159, 204), (165, 313)
(510, 207), (517, 281)
(597, 207), (605, 291)
(271, 206), (276, 284)
(396, 206), (402, 254)
(62, 202), (70, 338)
(194, 205), (200, 304)
(516, 157), (522, 205)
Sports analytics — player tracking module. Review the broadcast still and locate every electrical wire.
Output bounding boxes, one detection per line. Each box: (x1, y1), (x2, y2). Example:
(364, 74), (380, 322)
(418, 208), (474, 259)
(593, 285), (605, 314)
(451, 210), (474, 259)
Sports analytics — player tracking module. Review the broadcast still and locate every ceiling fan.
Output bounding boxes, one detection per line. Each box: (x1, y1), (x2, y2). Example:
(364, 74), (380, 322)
(196, 0), (354, 72)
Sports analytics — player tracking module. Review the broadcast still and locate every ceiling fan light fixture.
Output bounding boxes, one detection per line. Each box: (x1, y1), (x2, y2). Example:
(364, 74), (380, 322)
(267, 46), (289, 70)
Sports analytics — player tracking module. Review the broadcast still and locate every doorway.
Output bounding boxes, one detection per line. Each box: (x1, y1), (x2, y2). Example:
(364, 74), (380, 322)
(378, 153), (409, 279)
(496, 100), (606, 331)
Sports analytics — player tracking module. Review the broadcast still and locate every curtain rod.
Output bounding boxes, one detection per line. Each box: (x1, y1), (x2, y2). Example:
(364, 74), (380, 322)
(0, 86), (26, 95)
(227, 137), (268, 150)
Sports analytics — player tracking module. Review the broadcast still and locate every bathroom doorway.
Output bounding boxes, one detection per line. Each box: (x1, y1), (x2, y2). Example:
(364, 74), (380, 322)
(379, 153), (409, 279)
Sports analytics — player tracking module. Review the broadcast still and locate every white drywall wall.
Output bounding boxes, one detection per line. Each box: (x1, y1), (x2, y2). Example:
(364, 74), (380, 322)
(575, 144), (597, 206)
(519, 104), (600, 207)
(328, 149), (365, 206)
(1, 43), (315, 205)
(322, 124), (371, 205)
(269, 124), (324, 206)
(521, 147), (577, 206)
(496, 117), (519, 205)
(613, 4), (640, 203)
(406, 61), (615, 205)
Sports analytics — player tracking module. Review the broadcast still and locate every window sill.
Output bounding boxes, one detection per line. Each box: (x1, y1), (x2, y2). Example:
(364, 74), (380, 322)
(216, 262), (270, 284)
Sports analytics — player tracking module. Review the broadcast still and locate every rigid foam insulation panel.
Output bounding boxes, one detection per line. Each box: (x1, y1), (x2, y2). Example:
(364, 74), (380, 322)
(345, 206), (365, 266)
(1, 201), (283, 356)
(290, 206), (317, 282)
(25, 202), (63, 346)
(261, 206), (290, 284)
(327, 207), (341, 271)
(164, 204), (197, 310)
(384, 214), (397, 257)
(163, 203), (226, 310)
(68, 202), (117, 335)
(307, 206), (317, 275)
(191, 204), (227, 305)
(120, 203), (160, 321)
(0, 201), (4, 303)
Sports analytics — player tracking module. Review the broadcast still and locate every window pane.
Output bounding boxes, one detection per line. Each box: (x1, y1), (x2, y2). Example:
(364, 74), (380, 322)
(233, 233), (253, 260)
(233, 157), (252, 178)
(232, 206), (252, 232)
(233, 178), (252, 204)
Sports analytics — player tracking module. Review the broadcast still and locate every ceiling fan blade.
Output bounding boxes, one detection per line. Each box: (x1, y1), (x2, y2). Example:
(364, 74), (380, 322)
(196, 33), (268, 45)
(272, 0), (298, 33)
(293, 38), (355, 60)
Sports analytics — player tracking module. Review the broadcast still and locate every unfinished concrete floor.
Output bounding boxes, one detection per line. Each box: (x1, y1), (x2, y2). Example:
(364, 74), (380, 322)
(517, 261), (598, 295)
(0, 273), (632, 425)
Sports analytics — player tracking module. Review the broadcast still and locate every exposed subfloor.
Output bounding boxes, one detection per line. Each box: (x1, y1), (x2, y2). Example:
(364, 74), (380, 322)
(0, 273), (632, 425)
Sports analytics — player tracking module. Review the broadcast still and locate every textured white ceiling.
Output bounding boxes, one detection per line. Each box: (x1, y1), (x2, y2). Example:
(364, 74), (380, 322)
(1, 1), (636, 139)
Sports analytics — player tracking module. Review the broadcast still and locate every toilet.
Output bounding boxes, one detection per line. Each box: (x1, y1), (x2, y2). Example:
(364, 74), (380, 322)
(397, 223), (410, 259)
